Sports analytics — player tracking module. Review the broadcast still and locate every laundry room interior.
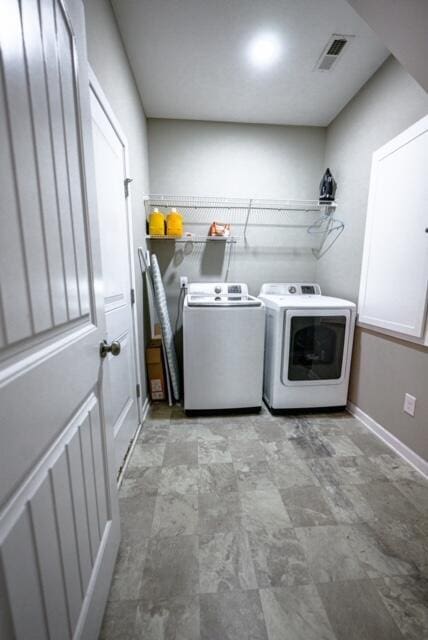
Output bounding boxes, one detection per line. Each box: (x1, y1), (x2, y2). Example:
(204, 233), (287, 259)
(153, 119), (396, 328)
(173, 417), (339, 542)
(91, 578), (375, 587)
(1, 1), (428, 639)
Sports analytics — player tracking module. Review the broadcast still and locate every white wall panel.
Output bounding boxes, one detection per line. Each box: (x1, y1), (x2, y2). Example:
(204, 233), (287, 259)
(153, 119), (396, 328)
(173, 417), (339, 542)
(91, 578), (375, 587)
(79, 415), (101, 557)
(0, 0), (92, 350)
(0, 57), (33, 345)
(358, 114), (428, 341)
(1, 508), (48, 639)
(57, 8), (90, 317)
(40, 0), (81, 321)
(0, 395), (111, 640)
(21, 0), (68, 327)
(66, 433), (93, 591)
(50, 451), (83, 634)
(88, 403), (108, 537)
(30, 477), (70, 638)
(0, 0), (52, 336)
(0, 564), (14, 638)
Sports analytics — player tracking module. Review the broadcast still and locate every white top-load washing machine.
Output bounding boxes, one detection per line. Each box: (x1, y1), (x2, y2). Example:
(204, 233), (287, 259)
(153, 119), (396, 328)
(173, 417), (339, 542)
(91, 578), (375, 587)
(183, 283), (265, 412)
(258, 283), (356, 410)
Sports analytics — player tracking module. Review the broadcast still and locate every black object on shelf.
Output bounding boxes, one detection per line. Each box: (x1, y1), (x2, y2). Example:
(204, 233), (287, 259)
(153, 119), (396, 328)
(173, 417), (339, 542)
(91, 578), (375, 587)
(319, 168), (337, 202)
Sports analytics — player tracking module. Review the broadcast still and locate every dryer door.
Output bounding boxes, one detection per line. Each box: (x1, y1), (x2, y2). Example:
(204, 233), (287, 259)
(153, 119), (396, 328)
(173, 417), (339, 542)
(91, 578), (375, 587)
(281, 309), (351, 386)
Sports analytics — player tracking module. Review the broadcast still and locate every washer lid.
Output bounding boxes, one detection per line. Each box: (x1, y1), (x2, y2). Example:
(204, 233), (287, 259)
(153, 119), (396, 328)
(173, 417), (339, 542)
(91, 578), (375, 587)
(187, 294), (262, 307)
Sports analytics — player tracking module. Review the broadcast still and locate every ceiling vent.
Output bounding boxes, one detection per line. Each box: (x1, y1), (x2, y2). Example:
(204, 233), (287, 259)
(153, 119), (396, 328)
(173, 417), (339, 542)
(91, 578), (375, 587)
(316, 34), (352, 71)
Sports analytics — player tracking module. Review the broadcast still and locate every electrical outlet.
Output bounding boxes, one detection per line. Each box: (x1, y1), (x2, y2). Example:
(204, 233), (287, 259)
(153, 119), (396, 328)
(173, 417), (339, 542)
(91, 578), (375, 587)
(403, 393), (416, 417)
(180, 276), (188, 289)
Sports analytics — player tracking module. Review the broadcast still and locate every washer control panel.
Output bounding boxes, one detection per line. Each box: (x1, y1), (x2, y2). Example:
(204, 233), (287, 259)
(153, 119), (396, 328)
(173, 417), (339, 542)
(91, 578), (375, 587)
(188, 282), (248, 298)
(227, 285), (242, 296)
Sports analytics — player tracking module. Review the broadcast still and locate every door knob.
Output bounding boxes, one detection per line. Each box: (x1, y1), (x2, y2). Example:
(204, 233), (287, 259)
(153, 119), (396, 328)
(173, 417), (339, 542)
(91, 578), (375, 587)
(100, 339), (121, 358)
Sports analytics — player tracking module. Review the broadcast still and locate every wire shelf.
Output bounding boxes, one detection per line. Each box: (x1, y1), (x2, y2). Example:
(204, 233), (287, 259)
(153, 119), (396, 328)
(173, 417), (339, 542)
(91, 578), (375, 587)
(145, 235), (239, 244)
(145, 194), (336, 213)
(143, 194), (342, 256)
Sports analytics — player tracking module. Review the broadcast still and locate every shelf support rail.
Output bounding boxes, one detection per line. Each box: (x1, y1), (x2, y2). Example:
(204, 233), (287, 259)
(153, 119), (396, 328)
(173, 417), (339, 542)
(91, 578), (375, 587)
(243, 199), (252, 240)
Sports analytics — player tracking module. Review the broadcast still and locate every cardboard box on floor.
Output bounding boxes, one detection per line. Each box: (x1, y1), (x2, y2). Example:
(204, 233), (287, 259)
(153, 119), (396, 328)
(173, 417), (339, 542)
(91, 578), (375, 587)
(146, 339), (166, 401)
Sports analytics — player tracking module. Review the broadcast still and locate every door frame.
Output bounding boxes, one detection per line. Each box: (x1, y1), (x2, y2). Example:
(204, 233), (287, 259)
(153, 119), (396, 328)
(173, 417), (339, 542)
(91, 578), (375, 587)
(88, 68), (143, 436)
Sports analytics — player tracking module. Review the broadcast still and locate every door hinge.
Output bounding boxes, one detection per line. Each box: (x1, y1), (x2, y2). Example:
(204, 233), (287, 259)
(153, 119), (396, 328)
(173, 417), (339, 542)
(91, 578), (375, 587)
(130, 288), (135, 305)
(124, 177), (133, 198)
(136, 383), (141, 398)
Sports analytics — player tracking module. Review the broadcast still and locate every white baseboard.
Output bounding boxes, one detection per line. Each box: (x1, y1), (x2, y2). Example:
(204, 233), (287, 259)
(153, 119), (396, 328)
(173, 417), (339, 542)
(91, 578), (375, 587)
(117, 397), (150, 488)
(347, 401), (428, 480)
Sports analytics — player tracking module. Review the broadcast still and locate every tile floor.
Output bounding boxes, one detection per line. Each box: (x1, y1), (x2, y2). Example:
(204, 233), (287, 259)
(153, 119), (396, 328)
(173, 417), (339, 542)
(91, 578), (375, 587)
(100, 404), (428, 640)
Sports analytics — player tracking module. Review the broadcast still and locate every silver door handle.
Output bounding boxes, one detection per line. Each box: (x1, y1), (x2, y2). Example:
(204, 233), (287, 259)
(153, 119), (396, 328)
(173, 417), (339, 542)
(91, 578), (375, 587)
(100, 340), (121, 358)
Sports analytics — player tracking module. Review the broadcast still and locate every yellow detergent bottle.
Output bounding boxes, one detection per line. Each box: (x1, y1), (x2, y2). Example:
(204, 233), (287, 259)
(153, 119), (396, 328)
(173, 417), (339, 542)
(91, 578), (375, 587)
(167, 208), (184, 237)
(149, 208), (165, 236)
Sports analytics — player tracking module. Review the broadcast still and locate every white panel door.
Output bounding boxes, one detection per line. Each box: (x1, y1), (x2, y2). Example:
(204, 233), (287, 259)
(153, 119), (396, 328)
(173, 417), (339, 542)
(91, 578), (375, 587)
(90, 77), (141, 474)
(358, 114), (428, 342)
(0, 1), (119, 639)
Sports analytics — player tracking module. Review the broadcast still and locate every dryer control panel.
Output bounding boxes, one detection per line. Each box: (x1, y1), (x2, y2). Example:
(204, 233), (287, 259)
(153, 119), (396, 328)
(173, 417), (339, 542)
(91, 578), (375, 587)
(259, 283), (321, 296)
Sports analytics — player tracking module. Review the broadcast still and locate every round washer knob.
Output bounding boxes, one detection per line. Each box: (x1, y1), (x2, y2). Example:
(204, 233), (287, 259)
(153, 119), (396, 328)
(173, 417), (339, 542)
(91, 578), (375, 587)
(214, 286), (222, 294)
(288, 286), (297, 294)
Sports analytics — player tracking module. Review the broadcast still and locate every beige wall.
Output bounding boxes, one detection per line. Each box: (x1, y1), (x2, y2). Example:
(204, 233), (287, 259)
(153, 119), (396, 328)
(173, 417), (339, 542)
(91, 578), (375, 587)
(83, 0), (149, 401)
(350, 328), (428, 460)
(318, 56), (428, 460)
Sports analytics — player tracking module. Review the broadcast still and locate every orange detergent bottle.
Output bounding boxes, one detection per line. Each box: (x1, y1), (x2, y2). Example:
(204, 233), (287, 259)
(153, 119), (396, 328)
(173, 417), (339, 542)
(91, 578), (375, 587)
(148, 208), (165, 236)
(166, 208), (184, 237)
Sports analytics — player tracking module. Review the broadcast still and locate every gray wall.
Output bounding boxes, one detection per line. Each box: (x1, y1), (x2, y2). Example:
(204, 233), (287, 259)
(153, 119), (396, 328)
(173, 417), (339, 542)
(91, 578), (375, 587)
(147, 118), (326, 330)
(318, 56), (428, 460)
(84, 0), (149, 402)
(148, 119), (326, 200)
(346, 0), (428, 92)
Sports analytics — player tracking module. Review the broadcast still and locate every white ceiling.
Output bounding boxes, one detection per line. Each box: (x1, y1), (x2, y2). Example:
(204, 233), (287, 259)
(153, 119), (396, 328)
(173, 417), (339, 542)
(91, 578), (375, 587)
(112, 0), (389, 126)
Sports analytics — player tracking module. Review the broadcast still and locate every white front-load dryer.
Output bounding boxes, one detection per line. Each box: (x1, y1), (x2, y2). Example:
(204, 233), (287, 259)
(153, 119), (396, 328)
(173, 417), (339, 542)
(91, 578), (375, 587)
(258, 283), (356, 410)
(183, 283), (265, 412)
